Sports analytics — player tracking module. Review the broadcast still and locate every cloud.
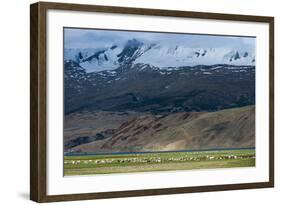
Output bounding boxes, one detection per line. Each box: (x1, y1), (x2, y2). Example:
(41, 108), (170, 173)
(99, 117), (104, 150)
(64, 28), (255, 51)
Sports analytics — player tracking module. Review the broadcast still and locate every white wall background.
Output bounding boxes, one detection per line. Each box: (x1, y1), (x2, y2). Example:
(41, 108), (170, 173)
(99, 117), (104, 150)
(0, 0), (279, 204)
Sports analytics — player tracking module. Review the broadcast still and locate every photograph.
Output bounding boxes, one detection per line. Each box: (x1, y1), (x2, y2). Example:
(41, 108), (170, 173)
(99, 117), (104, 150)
(63, 28), (256, 176)
(29, 2), (274, 202)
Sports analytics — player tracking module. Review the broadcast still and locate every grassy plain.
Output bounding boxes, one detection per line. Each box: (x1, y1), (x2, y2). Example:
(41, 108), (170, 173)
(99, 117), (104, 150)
(64, 149), (255, 176)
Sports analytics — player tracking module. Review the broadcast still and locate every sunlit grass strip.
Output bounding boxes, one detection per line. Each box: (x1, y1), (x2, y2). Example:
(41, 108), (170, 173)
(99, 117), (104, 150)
(64, 149), (255, 175)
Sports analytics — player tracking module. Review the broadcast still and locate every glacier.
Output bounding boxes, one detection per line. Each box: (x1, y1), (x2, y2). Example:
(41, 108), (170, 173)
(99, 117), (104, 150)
(64, 39), (255, 73)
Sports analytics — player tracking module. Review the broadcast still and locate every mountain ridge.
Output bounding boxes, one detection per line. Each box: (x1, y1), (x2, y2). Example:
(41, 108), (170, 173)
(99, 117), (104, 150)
(64, 60), (255, 114)
(65, 39), (255, 73)
(63, 38), (256, 154)
(64, 105), (255, 153)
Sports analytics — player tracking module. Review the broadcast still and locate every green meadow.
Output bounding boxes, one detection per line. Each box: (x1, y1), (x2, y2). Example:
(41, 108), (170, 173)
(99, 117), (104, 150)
(64, 149), (255, 176)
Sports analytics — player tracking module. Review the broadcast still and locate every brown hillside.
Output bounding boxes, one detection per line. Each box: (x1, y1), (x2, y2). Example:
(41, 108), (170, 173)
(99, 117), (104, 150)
(65, 106), (255, 153)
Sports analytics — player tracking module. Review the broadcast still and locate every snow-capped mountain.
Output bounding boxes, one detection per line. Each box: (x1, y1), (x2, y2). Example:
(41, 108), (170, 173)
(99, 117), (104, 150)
(64, 39), (255, 73)
(135, 46), (255, 68)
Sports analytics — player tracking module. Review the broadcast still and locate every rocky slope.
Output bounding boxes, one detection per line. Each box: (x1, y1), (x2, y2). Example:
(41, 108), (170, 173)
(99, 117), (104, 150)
(64, 60), (255, 114)
(64, 106), (255, 153)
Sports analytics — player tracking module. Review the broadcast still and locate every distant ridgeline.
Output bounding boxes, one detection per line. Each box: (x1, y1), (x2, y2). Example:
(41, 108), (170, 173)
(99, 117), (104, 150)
(64, 39), (255, 114)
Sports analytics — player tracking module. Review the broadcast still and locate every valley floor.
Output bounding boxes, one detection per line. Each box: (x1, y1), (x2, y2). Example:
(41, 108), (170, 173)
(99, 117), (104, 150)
(64, 149), (255, 175)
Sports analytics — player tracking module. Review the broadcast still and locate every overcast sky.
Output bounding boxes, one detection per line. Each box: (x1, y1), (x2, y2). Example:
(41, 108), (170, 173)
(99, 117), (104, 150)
(64, 28), (255, 51)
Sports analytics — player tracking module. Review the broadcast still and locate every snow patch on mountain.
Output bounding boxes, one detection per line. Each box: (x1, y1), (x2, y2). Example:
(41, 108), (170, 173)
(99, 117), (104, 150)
(64, 48), (101, 63)
(79, 46), (122, 72)
(134, 46), (255, 68)
(65, 39), (255, 73)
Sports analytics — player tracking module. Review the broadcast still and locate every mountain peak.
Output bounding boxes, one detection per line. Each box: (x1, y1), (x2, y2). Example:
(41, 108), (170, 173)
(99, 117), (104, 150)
(65, 41), (255, 73)
(110, 45), (118, 50)
(125, 38), (143, 48)
(116, 39), (145, 64)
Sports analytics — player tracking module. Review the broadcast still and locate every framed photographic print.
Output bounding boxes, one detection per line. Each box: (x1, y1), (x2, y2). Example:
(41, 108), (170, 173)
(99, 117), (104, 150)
(30, 1), (274, 202)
